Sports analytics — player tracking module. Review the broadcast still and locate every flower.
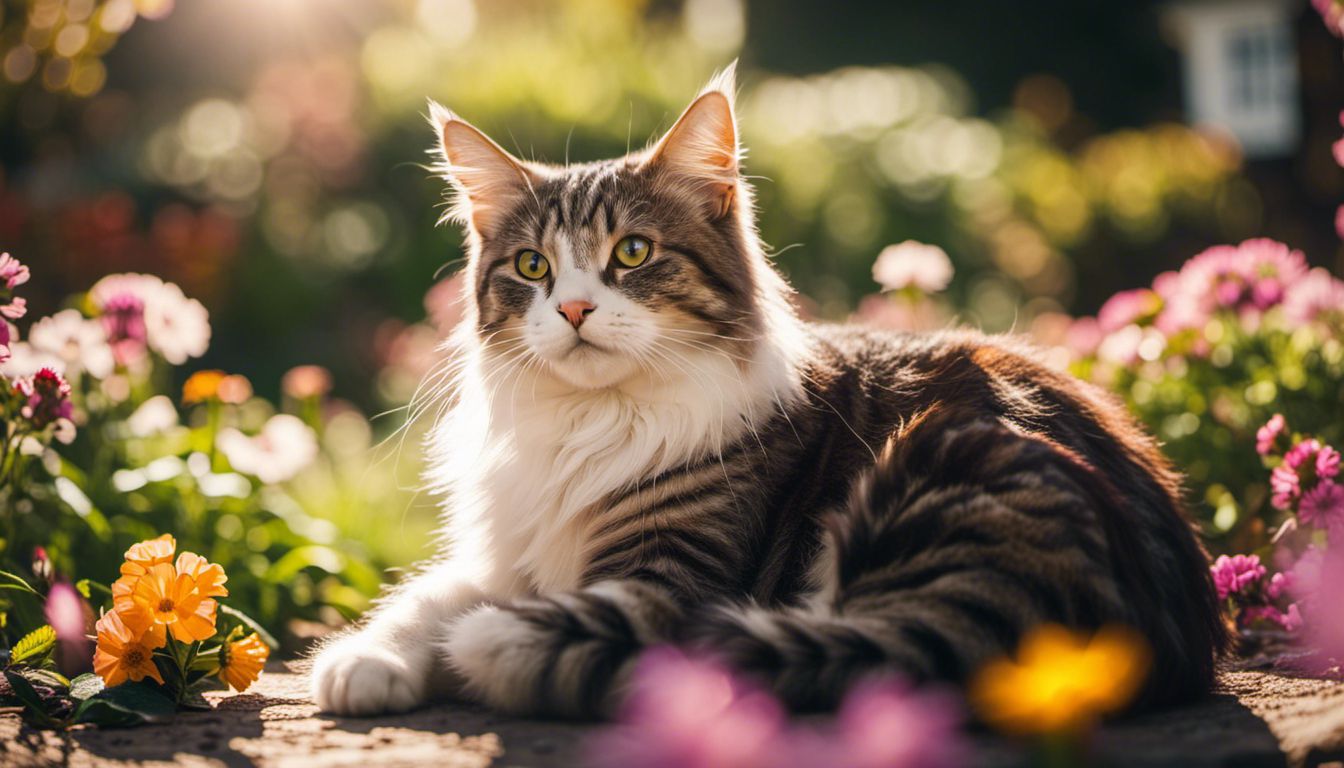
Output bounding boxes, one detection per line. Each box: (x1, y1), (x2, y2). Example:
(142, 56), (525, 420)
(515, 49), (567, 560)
(93, 609), (167, 687)
(0, 342), (65, 379)
(1210, 554), (1267, 599)
(15, 368), (74, 430)
(218, 633), (269, 692)
(217, 414), (319, 484)
(91, 273), (211, 365)
(823, 679), (964, 768)
(872, 241), (954, 294)
(1270, 465), (1301, 510)
(1280, 268), (1344, 326)
(28, 309), (115, 380)
(216, 374), (252, 405)
(144, 281), (210, 365)
(1317, 445), (1341, 479)
(1256, 414), (1286, 457)
(126, 395), (180, 437)
(118, 533), (177, 581)
(1097, 288), (1161, 333)
(1299, 481), (1344, 535)
(182, 370), (227, 404)
(586, 647), (785, 768)
(174, 551), (229, 599)
(0, 253), (29, 320)
(1318, 0), (1344, 37)
(282, 365), (333, 400)
(115, 561), (219, 643)
(969, 624), (1150, 735)
(45, 582), (90, 658)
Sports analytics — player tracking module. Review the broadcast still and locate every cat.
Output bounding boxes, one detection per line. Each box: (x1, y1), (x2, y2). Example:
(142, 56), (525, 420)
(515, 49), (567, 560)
(310, 63), (1226, 718)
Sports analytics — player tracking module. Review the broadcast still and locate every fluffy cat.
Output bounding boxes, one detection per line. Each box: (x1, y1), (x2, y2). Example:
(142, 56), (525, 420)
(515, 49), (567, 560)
(310, 64), (1225, 718)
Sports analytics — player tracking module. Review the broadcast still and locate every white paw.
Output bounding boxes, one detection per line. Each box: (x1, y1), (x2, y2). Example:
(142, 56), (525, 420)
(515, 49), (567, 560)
(444, 604), (546, 712)
(311, 637), (427, 716)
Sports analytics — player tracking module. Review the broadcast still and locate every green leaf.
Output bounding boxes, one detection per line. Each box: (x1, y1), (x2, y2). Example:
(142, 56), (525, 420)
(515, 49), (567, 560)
(84, 681), (177, 724)
(0, 571), (39, 596)
(218, 605), (278, 650)
(10, 625), (56, 665)
(19, 668), (69, 691)
(69, 673), (104, 702)
(72, 697), (147, 728)
(3, 669), (60, 729)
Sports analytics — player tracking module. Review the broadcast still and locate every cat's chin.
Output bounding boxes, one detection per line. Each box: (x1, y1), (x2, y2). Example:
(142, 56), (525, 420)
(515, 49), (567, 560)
(544, 345), (641, 390)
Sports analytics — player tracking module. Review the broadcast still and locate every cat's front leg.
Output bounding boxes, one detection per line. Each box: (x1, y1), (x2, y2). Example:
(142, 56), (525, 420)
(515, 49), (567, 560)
(445, 579), (682, 718)
(312, 559), (488, 715)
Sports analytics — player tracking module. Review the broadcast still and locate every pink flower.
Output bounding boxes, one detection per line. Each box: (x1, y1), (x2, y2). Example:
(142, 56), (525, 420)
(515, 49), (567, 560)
(1316, 445), (1341, 479)
(872, 241), (954, 294)
(1280, 603), (1304, 633)
(1318, 0), (1344, 37)
(1210, 554), (1267, 599)
(1097, 289), (1162, 333)
(1282, 268), (1344, 326)
(1256, 414), (1286, 457)
(822, 679), (964, 768)
(586, 647), (786, 768)
(217, 414), (318, 484)
(45, 581), (90, 662)
(1270, 465), (1300, 510)
(1285, 439), (1321, 470)
(1335, 137), (1344, 167)
(1298, 480), (1344, 534)
(15, 367), (74, 430)
(0, 253), (29, 290)
(90, 273), (211, 366)
(1336, 205), (1344, 240)
(1266, 571), (1295, 601)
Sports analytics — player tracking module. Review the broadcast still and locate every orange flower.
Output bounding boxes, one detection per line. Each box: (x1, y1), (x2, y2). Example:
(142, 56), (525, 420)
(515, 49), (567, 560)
(218, 633), (269, 692)
(93, 609), (166, 687)
(175, 551), (228, 598)
(119, 533), (176, 580)
(182, 370), (226, 404)
(970, 624), (1151, 735)
(116, 562), (219, 643)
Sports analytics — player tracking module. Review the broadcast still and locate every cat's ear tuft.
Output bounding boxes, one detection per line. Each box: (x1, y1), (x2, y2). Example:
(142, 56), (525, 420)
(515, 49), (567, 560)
(645, 62), (740, 219)
(428, 100), (536, 232)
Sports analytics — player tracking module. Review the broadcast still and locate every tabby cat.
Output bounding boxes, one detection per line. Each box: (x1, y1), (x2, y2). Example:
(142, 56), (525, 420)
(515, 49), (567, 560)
(310, 64), (1225, 718)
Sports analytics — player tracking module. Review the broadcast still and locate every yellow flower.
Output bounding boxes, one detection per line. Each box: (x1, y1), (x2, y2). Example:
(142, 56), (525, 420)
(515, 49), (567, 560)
(970, 624), (1151, 735)
(182, 370), (227, 404)
(218, 633), (269, 692)
(115, 562), (219, 643)
(93, 609), (167, 687)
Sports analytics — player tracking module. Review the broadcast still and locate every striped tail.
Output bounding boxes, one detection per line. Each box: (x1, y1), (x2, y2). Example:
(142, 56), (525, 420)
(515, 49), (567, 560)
(683, 405), (1222, 710)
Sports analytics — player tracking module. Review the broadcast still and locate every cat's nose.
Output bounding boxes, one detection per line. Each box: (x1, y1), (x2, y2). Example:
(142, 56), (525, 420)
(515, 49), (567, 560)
(558, 300), (596, 329)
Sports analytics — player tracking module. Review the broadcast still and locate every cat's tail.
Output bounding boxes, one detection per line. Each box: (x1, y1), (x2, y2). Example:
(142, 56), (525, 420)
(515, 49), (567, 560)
(684, 405), (1223, 711)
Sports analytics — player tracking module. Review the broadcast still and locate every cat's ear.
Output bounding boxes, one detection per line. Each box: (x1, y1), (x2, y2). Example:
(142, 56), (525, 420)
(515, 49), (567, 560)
(429, 101), (537, 233)
(645, 62), (740, 219)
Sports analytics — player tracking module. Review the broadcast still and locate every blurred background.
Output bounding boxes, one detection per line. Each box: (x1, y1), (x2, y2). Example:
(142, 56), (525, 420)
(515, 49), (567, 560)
(2, 0), (1342, 643)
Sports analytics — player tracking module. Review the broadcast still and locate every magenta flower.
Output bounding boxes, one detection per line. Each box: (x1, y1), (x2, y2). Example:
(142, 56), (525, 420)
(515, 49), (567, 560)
(1270, 465), (1301, 510)
(1266, 571), (1294, 601)
(586, 647), (786, 768)
(0, 253), (29, 320)
(1298, 480), (1344, 534)
(99, 293), (148, 366)
(1256, 414), (1286, 457)
(1210, 554), (1267, 600)
(15, 367), (74, 430)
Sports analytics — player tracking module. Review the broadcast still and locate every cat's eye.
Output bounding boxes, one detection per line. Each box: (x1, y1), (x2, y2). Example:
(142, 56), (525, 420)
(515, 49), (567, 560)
(515, 250), (550, 280)
(613, 235), (652, 268)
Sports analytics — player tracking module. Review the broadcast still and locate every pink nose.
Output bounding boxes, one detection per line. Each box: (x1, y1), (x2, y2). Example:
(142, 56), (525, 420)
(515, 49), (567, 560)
(558, 300), (596, 329)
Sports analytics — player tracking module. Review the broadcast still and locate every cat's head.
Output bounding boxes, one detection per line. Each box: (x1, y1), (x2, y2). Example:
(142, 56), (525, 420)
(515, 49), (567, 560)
(430, 64), (795, 391)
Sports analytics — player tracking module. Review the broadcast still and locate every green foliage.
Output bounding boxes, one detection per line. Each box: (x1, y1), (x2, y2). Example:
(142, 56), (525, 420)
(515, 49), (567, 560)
(9, 625), (55, 666)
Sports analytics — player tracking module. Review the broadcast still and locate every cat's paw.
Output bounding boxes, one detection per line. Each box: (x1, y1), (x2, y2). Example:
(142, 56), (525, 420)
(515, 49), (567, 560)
(311, 637), (427, 716)
(443, 604), (545, 714)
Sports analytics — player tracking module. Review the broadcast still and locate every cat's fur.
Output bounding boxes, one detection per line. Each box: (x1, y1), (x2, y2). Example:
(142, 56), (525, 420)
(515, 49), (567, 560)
(310, 64), (1226, 718)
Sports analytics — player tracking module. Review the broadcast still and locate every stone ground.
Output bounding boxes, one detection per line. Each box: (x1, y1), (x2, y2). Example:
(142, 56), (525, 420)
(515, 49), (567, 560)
(2, 664), (1343, 768)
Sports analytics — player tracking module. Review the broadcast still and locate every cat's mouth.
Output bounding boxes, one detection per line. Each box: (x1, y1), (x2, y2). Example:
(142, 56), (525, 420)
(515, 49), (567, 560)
(564, 337), (609, 355)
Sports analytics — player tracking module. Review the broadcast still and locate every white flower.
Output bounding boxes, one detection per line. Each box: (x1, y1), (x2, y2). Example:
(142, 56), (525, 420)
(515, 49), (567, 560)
(0, 342), (65, 378)
(28, 310), (115, 379)
(217, 414), (319, 484)
(126, 395), (179, 437)
(143, 281), (210, 365)
(872, 241), (954, 293)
